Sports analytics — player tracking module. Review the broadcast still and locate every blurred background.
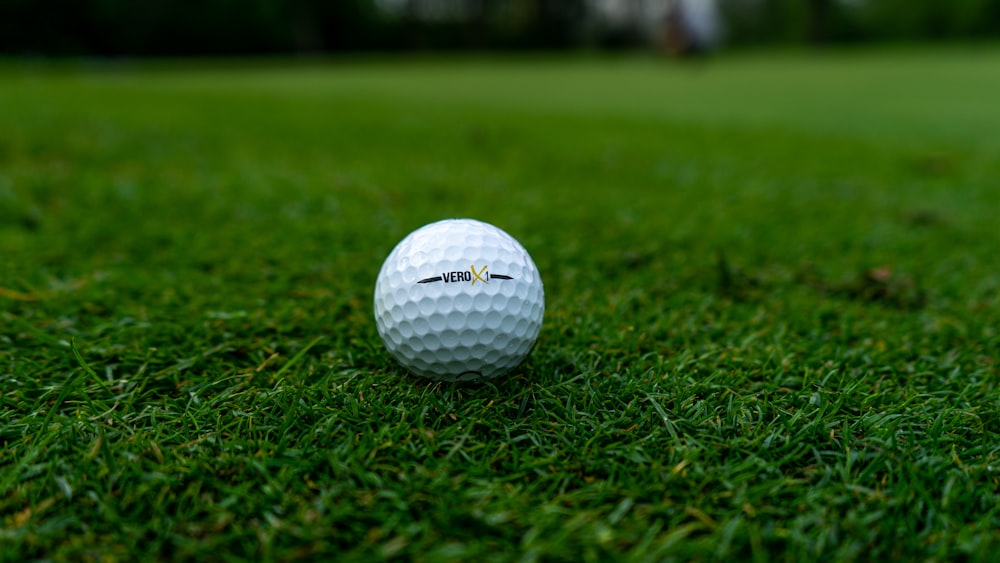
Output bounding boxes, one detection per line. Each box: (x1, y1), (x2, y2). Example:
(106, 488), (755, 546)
(2, 0), (999, 57)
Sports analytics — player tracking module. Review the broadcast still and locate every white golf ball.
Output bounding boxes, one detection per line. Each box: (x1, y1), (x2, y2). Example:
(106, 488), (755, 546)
(373, 218), (544, 381)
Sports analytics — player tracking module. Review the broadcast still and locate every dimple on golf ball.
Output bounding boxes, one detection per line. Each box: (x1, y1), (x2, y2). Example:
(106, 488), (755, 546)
(373, 218), (544, 381)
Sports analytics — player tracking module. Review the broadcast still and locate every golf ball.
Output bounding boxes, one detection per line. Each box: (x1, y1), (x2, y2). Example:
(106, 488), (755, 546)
(373, 218), (544, 381)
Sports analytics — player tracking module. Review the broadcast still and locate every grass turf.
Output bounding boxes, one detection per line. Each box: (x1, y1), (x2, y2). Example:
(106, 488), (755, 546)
(2, 46), (999, 560)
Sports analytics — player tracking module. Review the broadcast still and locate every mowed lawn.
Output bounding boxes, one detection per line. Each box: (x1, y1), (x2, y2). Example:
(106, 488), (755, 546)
(1, 47), (999, 560)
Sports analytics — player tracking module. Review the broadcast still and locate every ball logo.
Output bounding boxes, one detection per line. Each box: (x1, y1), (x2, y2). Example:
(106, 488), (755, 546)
(418, 265), (513, 285)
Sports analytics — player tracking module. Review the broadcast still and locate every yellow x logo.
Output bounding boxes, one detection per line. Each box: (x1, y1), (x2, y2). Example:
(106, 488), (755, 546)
(470, 265), (489, 285)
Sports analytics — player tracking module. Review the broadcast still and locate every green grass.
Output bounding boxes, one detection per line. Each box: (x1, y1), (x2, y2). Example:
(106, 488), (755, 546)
(2, 46), (999, 561)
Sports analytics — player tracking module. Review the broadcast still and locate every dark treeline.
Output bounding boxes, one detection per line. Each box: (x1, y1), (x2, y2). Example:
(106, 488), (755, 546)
(2, 0), (1000, 56)
(725, 0), (1000, 45)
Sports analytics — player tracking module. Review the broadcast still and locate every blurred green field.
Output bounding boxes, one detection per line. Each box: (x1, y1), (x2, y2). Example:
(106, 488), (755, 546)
(2, 47), (999, 561)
